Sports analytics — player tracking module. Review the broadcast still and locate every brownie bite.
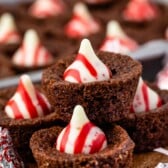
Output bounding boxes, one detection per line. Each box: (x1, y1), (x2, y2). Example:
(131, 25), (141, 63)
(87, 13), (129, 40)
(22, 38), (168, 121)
(30, 125), (135, 168)
(0, 81), (66, 162)
(42, 50), (142, 124)
(118, 84), (168, 152)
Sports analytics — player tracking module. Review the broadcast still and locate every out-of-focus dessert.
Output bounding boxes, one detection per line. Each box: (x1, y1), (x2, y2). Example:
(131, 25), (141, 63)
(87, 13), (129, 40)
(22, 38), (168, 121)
(118, 77), (168, 152)
(65, 2), (100, 39)
(100, 20), (138, 54)
(12, 29), (54, 71)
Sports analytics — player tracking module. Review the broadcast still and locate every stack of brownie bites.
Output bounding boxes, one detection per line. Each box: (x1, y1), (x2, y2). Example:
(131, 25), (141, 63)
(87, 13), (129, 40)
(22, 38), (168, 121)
(0, 0), (167, 167)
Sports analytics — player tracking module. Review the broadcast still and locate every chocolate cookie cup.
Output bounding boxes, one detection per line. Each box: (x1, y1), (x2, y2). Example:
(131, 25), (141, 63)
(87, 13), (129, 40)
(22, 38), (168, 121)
(118, 86), (168, 152)
(0, 86), (66, 162)
(30, 125), (135, 168)
(42, 51), (142, 124)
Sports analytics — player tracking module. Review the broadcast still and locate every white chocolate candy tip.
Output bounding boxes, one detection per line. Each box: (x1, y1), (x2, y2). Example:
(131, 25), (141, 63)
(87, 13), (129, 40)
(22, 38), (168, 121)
(73, 2), (91, 20)
(107, 20), (126, 39)
(79, 38), (96, 59)
(24, 29), (39, 46)
(1, 13), (16, 30)
(70, 105), (89, 127)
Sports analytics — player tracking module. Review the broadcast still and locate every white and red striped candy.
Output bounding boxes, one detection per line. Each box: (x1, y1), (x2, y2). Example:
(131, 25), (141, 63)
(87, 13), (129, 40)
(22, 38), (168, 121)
(100, 20), (138, 54)
(131, 77), (162, 113)
(12, 29), (53, 68)
(64, 39), (111, 83)
(156, 66), (168, 90)
(0, 127), (24, 167)
(56, 105), (107, 154)
(29, 0), (64, 18)
(123, 0), (158, 22)
(0, 13), (20, 44)
(5, 74), (51, 119)
(65, 2), (100, 38)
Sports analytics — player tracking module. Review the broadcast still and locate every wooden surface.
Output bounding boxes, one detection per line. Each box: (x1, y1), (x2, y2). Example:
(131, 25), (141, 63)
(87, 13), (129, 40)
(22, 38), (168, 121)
(133, 148), (168, 168)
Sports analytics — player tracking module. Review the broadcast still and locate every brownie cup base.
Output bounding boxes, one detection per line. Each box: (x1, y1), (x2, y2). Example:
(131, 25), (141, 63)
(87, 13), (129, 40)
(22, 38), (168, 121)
(118, 86), (168, 152)
(42, 51), (142, 124)
(30, 125), (135, 168)
(0, 86), (66, 162)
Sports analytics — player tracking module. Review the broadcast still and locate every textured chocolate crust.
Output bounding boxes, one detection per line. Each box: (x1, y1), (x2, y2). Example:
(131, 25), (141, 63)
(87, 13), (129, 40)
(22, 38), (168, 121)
(0, 55), (15, 78)
(118, 87), (168, 152)
(0, 86), (66, 163)
(42, 51), (142, 124)
(30, 125), (135, 168)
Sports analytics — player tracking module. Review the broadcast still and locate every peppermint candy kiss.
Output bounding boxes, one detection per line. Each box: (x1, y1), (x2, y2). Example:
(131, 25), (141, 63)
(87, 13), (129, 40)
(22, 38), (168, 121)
(29, 0), (64, 18)
(5, 74), (51, 119)
(131, 77), (162, 113)
(0, 127), (24, 168)
(100, 20), (138, 54)
(12, 29), (53, 68)
(64, 39), (112, 83)
(123, 0), (158, 22)
(65, 2), (100, 38)
(0, 13), (20, 44)
(56, 105), (107, 154)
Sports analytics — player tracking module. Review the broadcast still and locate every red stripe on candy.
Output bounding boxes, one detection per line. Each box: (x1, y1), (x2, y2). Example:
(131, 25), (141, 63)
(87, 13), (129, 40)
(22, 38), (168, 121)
(89, 133), (106, 154)
(36, 91), (50, 116)
(65, 25), (83, 38)
(7, 100), (24, 119)
(34, 44), (41, 66)
(64, 69), (82, 83)
(74, 122), (93, 154)
(77, 54), (97, 77)
(73, 15), (90, 29)
(142, 83), (149, 112)
(157, 97), (162, 108)
(44, 52), (49, 62)
(21, 46), (26, 66)
(17, 81), (38, 118)
(60, 125), (71, 153)
(0, 31), (19, 43)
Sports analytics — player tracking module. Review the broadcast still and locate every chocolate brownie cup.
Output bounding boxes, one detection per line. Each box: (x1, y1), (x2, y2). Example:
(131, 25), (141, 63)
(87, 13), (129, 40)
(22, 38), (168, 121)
(0, 85), (66, 163)
(30, 125), (135, 168)
(0, 55), (15, 78)
(118, 85), (168, 152)
(42, 51), (142, 124)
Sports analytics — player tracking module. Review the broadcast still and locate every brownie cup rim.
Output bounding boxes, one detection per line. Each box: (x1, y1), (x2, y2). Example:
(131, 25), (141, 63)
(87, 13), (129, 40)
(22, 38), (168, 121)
(0, 86), (65, 127)
(42, 51), (142, 87)
(30, 125), (135, 162)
